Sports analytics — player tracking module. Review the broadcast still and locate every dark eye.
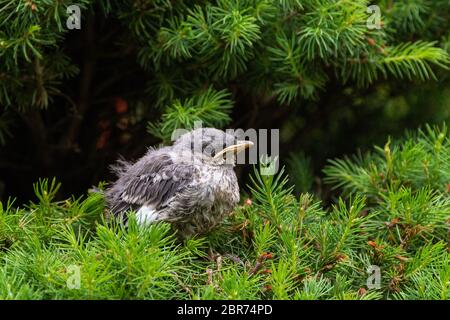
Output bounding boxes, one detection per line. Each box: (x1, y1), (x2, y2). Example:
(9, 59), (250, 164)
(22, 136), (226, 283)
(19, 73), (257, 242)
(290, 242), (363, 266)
(190, 141), (195, 150)
(222, 142), (227, 149)
(202, 145), (215, 157)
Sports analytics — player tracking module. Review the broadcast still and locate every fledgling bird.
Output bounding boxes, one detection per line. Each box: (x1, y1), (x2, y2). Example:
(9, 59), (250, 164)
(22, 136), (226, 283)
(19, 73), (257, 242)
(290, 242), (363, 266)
(105, 128), (253, 238)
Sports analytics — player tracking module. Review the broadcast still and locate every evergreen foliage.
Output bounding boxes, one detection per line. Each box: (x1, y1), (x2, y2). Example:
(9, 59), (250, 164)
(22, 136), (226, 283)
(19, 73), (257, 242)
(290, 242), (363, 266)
(0, 125), (448, 299)
(0, 0), (449, 301)
(0, 0), (449, 138)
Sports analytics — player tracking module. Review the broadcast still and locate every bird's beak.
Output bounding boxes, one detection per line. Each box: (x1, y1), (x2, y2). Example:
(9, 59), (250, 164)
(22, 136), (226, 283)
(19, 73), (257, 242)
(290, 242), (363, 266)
(213, 140), (254, 160)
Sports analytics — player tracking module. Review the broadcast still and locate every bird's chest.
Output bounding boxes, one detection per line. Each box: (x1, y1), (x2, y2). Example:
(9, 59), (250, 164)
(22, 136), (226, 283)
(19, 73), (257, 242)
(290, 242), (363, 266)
(171, 166), (239, 237)
(198, 167), (239, 209)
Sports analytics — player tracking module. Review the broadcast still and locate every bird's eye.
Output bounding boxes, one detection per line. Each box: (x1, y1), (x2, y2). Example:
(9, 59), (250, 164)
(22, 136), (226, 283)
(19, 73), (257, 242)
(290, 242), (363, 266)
(203, 145), (215, 157)
(190, 141), (195, 150)
(222, 142), (227, 149)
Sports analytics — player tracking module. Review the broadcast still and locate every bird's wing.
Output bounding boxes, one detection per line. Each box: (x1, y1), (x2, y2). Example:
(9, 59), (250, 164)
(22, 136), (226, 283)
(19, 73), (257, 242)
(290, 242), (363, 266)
(108, 152), (197, 217)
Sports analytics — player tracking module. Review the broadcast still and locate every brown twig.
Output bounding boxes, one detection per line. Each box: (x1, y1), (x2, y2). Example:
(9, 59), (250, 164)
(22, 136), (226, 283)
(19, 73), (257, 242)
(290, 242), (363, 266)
(249, 252), (273, 276)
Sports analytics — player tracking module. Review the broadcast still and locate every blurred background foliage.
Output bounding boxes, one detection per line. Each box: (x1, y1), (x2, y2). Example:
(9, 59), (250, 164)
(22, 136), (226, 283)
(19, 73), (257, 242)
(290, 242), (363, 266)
(0, 0), (449, 203)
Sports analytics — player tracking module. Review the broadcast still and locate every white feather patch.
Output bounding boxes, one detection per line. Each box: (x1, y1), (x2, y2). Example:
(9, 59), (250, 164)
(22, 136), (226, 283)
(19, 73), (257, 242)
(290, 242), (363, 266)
(135, 206), (159, 225)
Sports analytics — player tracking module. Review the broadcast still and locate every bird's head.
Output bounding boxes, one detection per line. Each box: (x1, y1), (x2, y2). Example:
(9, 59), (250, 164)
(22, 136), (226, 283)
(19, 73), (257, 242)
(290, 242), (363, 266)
(173, 128), (253, 166)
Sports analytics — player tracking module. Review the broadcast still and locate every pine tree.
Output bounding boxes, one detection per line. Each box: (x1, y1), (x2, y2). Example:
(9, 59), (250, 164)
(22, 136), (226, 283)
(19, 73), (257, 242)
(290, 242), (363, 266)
(0, 0), (449, 300)
(0, 0), (448, 143)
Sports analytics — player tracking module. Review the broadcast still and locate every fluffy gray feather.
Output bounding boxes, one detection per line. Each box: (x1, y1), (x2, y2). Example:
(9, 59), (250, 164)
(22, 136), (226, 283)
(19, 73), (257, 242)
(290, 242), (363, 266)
(105, 128), (249, 238)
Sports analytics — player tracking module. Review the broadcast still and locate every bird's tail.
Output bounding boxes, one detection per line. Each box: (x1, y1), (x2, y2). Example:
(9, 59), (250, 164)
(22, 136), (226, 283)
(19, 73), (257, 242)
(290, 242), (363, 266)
(109, 156), (132, 177)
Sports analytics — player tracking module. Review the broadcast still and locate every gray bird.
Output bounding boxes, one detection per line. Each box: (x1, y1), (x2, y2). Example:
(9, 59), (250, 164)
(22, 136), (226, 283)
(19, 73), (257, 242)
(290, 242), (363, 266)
(105, 128), (253, 238)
